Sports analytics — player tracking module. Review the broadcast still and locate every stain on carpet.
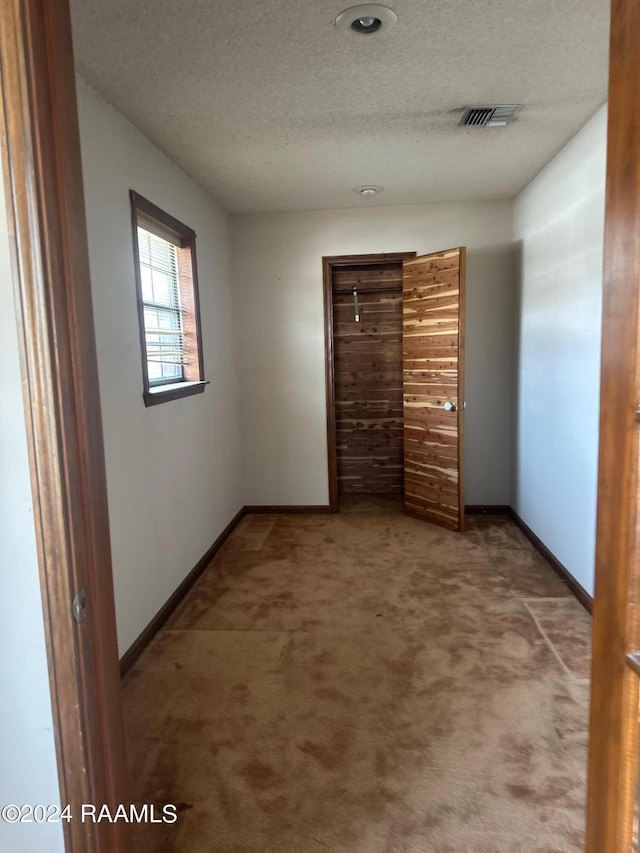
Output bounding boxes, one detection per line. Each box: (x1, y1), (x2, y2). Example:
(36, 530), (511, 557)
(226, 514), (278, 552)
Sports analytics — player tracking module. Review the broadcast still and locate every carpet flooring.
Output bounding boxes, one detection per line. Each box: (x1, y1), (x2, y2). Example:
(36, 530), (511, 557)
(122, 500), (591, 852)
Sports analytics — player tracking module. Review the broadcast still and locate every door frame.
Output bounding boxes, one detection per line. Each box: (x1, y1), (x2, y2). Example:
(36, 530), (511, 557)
(322, 252), (416, 511)
(0, 1), (128, 851)
(2, 0), (638, 848)
(586, 0), (640, 849)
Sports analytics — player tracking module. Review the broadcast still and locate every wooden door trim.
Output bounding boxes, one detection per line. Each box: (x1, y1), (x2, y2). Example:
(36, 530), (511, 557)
(0, 2), (129, 851)
(586, 0), (640, 849)
(323, 252), (416, 511)
(457, 248), (467, 530)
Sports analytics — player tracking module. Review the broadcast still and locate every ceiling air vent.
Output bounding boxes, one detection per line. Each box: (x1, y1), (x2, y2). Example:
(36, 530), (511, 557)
(459, 104), (521, 128)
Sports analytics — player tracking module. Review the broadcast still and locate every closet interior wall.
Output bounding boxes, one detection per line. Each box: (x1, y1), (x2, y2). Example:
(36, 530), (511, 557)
(331, 261), (404, 497)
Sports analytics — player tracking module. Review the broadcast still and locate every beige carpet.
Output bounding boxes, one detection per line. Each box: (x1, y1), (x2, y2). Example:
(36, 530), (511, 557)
(122, 500), (591, 852)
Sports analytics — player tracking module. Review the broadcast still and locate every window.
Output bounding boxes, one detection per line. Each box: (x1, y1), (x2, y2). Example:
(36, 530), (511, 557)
(130, 191), (206, 406)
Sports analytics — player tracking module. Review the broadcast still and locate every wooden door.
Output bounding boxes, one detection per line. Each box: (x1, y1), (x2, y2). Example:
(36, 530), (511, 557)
(402, 248), (466, 531)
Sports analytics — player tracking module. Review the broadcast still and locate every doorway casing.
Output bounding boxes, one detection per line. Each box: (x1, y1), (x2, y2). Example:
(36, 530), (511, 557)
(2, 0), (638, 848)
(0, 1), (128, 851)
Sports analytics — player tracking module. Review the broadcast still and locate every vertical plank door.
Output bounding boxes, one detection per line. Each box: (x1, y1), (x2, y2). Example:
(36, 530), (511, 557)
(402, 247), (466, 531)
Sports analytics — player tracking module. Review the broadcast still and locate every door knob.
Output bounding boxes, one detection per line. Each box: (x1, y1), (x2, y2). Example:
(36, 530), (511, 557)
(443, 401), (457, 412)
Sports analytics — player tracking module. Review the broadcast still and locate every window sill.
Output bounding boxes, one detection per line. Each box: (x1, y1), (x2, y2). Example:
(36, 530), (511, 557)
(143, 380), (208, 407)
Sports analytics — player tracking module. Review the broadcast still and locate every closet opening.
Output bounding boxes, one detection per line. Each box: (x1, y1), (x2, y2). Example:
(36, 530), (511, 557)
(323, 248), (467, 530)
(323, 253), (415, 513)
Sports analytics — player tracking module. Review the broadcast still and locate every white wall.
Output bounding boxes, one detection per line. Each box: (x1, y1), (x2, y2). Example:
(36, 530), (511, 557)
(0, 166), (64, 851)
(77, 79), (243, 655)
(513, 105), (607, 597)
(231, 202), (515, 507)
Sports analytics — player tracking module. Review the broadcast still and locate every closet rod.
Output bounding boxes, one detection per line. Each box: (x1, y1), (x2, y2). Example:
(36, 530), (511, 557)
(333, 286), (402, 295)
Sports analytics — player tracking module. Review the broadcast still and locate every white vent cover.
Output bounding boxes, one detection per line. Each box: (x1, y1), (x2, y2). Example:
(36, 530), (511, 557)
(459, 105), (521, 127)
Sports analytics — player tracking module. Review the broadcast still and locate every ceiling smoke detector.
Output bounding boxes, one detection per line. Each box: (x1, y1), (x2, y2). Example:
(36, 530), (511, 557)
(335, 5), (398, 35)
(459, 105), (522, 128)
(354, 185), (384, 196)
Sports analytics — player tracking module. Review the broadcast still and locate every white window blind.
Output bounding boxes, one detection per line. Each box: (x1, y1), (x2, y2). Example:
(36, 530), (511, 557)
(137, 226), (184, 384)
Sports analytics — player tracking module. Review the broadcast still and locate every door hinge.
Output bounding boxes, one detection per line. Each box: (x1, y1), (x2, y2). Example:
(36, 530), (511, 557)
(72, 588), (88, 623)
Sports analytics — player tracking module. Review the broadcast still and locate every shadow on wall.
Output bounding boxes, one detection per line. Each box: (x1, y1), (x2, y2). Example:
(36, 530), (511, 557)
(511, 240), (523, 509)
(463, 244), (519, 506)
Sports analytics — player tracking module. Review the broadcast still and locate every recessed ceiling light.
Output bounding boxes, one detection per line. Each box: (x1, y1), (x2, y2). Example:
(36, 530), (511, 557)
(354, 185), (384, 196)
(351, 15), (382, 33)
(335, 5), (398, 35)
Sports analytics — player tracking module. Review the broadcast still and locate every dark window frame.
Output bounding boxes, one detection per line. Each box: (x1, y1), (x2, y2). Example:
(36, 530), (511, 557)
(130, 191), (206, 407)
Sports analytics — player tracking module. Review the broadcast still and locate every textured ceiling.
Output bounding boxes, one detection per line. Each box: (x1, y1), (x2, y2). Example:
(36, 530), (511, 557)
(70, 0), (610, 213)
